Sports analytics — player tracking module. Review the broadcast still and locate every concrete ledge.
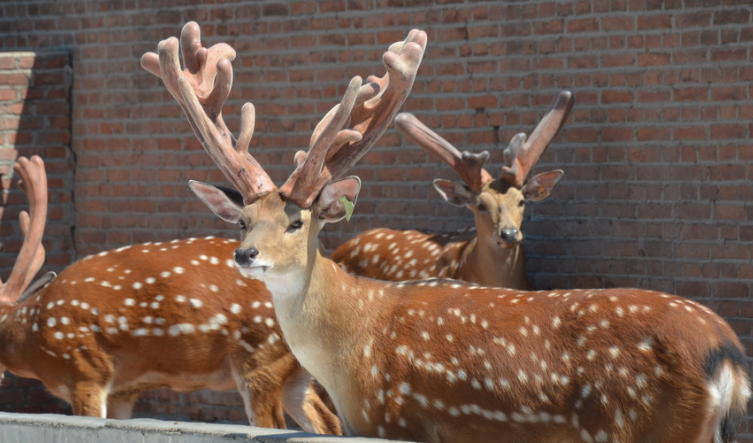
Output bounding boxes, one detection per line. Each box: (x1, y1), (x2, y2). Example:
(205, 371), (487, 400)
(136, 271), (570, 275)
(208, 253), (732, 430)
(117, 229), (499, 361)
(0, 412), (407, 443)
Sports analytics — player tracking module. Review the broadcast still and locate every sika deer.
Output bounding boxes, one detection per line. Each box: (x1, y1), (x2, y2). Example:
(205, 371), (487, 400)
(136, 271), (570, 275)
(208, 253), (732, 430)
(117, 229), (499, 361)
(332, 92), (572, 290)
(144, 22), (749, 443)
(0, 157), (340, 434)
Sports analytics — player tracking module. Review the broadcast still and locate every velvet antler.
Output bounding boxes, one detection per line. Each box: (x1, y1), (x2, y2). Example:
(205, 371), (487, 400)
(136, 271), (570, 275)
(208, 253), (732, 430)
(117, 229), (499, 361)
(141, 22), (275, 205)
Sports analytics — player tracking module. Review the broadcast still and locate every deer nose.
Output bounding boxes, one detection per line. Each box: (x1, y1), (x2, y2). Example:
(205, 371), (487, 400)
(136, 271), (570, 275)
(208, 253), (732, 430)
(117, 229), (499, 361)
(234, 247), (259, 266)
(500, 228), (520, 243)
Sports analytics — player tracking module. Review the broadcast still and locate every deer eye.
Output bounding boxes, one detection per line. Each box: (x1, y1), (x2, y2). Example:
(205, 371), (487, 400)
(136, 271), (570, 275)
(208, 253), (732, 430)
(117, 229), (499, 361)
(518, 199), (525, 208)
(477, 203), (487, 212)
(238, 220), (247, 230)
(286, 220), (304, 233)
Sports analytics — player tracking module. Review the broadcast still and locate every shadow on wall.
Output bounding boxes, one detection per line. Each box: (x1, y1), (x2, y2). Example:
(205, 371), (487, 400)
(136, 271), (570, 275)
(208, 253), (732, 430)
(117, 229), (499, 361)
(0, 51), (75, 415)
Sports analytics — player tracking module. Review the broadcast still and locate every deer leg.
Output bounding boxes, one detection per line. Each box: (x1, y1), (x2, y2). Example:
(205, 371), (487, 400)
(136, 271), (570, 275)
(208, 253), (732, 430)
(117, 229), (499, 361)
(231, 361), (286, 429)
(281, 366), (342, 435)
(107, 394), (138, 419)
(70, 381), (108, 418)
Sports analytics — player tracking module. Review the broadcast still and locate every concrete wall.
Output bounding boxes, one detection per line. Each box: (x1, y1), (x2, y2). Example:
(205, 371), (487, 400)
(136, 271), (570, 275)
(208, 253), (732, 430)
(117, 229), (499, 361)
(0, 412), (399, 443)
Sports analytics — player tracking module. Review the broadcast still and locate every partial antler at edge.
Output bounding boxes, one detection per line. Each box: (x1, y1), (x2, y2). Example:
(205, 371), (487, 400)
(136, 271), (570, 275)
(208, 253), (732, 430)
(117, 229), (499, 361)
(0, 155), (48, 303)
(501, 90), (574, 188)
(394, 112), (493, 193)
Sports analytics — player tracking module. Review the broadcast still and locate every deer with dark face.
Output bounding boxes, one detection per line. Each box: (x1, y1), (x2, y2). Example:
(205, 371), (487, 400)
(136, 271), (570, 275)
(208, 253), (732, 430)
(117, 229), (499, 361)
(144, 22), (749, 443)
(332, 92), (572, 290)
(0, 156), (340, 434)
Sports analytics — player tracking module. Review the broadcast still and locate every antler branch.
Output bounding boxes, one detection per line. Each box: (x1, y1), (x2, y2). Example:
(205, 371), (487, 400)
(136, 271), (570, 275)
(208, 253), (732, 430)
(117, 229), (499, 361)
(394, 113), (493, 193)
(280, 29), (427, 207)
(500, 90), (574, 188)
(0, 156), (48, 303)
(141, 22), (275, 204)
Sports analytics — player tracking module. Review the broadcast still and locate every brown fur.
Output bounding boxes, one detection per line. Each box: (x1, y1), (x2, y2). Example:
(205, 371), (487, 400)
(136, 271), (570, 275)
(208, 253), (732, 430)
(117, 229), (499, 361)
(224, 190), (749, 443)
(332, 179), (532, 289)
(0, 237), (340, 434)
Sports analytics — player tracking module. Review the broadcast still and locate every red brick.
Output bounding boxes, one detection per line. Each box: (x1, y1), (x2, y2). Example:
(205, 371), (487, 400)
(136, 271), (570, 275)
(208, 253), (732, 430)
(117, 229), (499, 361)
(0, 73), (30, 86)
(710, 123), (746, 140)
(713, 282), (750, 298)
(714, 205), (746, 220)
(0, 57), (17, 69)
(602, 90), (633, 103)
(673, 86), (707, 101)
(601, 127), (633, 142)
(601, 16), (633, 31)
(638, 14), (672, 29)
(638, 52), (670, 66)
(676, 11), (711, 27)
(602, 53), (634, 67)
(714, 9), (751, 25)
(712, 48), (747, 62)
(566, 17), (598, 33)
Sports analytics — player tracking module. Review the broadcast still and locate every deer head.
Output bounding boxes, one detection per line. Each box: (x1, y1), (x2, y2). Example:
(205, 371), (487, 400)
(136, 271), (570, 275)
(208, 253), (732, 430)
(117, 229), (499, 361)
(141, 22), (426, 291)
(394, 90), (572, 248)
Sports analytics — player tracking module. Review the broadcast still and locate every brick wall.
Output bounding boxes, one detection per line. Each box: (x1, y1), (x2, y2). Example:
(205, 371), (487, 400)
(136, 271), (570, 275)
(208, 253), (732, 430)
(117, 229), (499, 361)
(1, 0), (752, 438)
(0, 51), (75, 414)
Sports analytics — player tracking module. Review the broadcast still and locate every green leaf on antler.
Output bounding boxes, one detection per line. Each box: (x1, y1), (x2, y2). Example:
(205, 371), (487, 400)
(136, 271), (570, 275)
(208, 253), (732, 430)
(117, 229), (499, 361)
(339, 196), (355, 221)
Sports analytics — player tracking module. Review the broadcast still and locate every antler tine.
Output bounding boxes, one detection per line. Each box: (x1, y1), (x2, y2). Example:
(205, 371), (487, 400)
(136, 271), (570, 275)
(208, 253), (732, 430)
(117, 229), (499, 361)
(328, 29), (427, 180)
(394, 112), (493, 193)
(141, 22), (275, 204)
(18, 209), (46, 291)
(500, 90), (574, 188)
(0, 156), (48, 303)
(281, 29), (427, 208)
(279, 76), (364, 207)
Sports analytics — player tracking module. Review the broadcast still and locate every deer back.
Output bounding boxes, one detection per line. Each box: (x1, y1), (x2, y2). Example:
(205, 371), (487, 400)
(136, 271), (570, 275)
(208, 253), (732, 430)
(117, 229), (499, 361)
(332, 227), (476, 281)
(305, 275), (750, 443)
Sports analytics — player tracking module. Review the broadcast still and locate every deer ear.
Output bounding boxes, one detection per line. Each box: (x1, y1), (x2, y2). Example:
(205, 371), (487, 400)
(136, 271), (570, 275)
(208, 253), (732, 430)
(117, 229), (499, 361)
(521, 170), (564, 202)
(433, 179), (473, 208)
(315, 177), (361, 225)
(188, 180), (244, 223)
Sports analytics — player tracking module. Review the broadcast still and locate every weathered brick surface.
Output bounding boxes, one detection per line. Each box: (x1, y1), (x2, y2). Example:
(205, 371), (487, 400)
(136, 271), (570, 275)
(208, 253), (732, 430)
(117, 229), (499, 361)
(1, 0), (752, 438)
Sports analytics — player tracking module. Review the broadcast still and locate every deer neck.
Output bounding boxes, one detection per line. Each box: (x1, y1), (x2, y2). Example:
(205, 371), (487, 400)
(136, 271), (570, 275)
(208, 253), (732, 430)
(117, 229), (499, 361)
(461, 236), (529, 289)
(261, 246), (394, 414)
(264, 247), (370, 359)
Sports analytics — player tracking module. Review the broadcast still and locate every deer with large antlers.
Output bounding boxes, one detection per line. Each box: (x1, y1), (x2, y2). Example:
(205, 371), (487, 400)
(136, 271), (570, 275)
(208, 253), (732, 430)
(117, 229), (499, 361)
(0, 157), (340, 434)
(143, 22), (749, 443)
(332, 92), (572, 290)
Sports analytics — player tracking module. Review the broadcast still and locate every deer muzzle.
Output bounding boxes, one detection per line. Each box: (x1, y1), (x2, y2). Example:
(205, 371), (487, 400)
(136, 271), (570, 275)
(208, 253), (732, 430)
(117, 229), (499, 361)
(234, 247), (259, 266)
(233, 246), (274, 280)
(498, 227), (522, 245)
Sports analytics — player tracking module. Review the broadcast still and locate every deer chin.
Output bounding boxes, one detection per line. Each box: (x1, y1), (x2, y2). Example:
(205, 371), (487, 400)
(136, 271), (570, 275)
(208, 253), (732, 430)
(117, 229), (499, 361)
(496, 239), (519, 250)
(236, 261), (274, 280)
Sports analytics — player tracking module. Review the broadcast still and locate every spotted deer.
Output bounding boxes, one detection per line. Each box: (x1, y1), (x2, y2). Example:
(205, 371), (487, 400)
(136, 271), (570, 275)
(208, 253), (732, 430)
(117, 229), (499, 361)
(143, 22), (750, 443)
(332, 91), (572, 290)
(0, 157), (340, 434)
